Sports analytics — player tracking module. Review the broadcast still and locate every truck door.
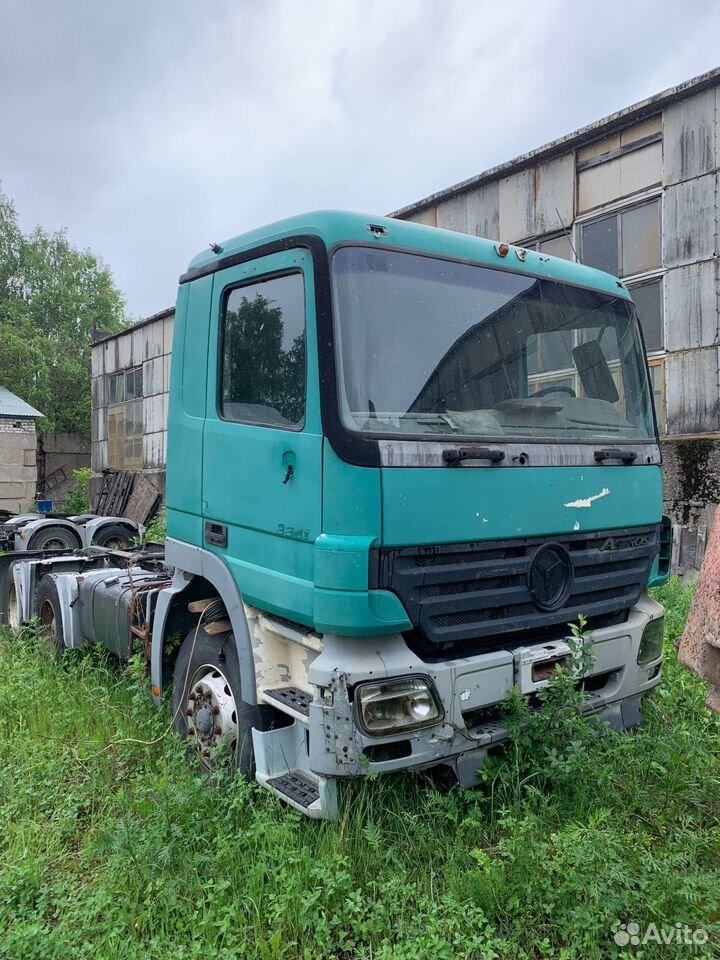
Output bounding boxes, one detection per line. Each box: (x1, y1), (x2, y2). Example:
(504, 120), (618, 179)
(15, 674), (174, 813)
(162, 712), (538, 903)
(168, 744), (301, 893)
(202, 248), (322, 625)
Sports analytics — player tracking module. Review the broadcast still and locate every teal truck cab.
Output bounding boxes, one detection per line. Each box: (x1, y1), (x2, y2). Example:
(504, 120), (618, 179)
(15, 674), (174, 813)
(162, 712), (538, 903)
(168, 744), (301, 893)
(2, 211), (670, 818)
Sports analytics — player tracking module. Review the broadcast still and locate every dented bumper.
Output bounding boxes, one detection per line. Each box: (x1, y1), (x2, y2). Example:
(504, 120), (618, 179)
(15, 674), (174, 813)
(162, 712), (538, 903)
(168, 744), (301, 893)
(306, 593), (665, 785)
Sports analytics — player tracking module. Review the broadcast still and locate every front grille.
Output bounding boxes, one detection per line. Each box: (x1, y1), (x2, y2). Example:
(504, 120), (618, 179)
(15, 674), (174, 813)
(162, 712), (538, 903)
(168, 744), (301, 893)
(371, 525), (659, 651)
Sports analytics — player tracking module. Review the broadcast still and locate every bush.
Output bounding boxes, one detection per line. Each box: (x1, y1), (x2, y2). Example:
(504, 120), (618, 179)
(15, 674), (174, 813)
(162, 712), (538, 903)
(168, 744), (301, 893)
(143, 508), (167, 544)
(60, 467), (92, 514)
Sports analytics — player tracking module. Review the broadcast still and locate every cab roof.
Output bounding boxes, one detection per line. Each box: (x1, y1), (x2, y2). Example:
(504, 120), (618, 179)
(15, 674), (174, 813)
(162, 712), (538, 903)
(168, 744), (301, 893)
(184, 209), (631, 300)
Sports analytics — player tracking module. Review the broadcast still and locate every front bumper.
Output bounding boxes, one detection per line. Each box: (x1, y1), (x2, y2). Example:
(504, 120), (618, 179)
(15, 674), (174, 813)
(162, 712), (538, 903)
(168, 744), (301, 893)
(306, 592), (664, 784)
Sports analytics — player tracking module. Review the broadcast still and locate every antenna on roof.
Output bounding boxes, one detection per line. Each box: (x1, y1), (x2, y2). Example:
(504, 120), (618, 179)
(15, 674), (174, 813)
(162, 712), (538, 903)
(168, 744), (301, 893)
(555, 207), (581, 263)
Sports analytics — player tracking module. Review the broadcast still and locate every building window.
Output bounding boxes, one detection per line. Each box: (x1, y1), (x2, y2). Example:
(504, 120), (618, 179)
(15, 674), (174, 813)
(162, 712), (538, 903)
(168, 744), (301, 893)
(580, 198), (663, 353)
(108, 366), (143, 404)
(525, 233), (574, 261)
(106, 366), (144, 470)
(219, 272), (306, 428)
(628, 278), (663, 353)
(577, 115), (662, 212)
(648, 359), (665, 433)
(580, 198), (661, 279)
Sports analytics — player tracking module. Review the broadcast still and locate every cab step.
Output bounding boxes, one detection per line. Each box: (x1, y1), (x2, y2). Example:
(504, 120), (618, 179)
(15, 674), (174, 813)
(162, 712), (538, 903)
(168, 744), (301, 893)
(267, 770), (319, 808)
(261, 685), (312, 722)
(252, 719), (337, 819)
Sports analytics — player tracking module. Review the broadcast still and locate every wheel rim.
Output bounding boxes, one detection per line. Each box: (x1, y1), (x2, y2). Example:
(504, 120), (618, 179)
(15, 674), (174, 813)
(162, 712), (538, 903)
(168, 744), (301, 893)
(103, 537), (127, 550)
(7, 582), (19, 629)
(185, 664), (239, 766)
(43, 537), (70, 550)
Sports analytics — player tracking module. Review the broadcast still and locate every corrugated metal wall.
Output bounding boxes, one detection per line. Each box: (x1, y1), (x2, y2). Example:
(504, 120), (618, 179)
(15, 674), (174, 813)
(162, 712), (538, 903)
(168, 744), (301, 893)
(91, 311), (173, 488)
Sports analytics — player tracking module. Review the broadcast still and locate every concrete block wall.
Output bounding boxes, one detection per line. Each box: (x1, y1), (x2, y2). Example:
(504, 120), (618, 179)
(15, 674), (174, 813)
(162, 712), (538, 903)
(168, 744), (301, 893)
(0, 419), (37, 512)
(39, 432), (90, 506)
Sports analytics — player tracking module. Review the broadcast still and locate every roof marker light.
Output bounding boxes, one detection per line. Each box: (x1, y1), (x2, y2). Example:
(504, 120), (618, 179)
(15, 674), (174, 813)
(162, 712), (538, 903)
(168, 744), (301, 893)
(515, 248), (528, 262)
(495, 243), (510, 257)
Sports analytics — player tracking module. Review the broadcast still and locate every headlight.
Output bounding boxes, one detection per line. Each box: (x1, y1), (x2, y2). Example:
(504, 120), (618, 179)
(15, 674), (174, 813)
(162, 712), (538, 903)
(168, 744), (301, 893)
(356, 677), (442, 735)
(637, 617), (665, 665)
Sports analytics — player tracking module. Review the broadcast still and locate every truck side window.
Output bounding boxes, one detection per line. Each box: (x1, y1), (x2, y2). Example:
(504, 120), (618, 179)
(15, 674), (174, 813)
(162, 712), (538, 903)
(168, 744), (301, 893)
(219, 272), (306, 428)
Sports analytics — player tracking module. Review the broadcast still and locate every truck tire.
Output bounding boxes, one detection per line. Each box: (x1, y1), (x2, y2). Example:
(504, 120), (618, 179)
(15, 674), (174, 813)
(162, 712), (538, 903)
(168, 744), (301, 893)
(93, 524), (133, 550)
(36, 576), (66, 658)
(27, 525), (80, 551)
(172, 625), (277, 777)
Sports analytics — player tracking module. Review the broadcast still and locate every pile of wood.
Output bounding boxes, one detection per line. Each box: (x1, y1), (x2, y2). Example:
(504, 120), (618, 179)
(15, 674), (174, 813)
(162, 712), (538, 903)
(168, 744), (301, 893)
(93, 470), (161, 526)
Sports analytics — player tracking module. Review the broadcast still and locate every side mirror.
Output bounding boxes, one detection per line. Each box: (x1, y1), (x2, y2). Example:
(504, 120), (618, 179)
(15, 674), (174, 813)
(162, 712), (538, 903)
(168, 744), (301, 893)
(572, 339), (619, 403)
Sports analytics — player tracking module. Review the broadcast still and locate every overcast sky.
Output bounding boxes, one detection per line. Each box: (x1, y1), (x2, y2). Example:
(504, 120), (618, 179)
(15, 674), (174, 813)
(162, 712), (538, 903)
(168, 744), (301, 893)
(2, 0), (719, 318)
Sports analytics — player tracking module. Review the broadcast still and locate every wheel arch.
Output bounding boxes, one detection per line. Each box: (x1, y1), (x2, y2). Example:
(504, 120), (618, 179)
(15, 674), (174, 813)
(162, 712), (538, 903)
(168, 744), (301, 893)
(150, 539), (256, 705)
(34, 572), (82, 649)
(83, 516), (140, 547)
(23, 519), (82, 551)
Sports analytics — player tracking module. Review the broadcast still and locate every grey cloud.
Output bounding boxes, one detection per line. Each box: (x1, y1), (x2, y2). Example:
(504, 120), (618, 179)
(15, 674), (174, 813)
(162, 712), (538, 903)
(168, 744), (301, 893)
(1, 0), (719, 317)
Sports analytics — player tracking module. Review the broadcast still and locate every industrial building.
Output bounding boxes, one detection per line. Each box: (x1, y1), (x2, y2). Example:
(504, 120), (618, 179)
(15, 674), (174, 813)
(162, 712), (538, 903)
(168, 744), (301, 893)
(90, 307), (174, 501)
(90, 67), (720, 567)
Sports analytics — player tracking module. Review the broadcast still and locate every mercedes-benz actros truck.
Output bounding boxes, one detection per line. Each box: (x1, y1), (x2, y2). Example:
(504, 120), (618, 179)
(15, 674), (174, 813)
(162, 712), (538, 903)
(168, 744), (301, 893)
(0, 211), (671, 818)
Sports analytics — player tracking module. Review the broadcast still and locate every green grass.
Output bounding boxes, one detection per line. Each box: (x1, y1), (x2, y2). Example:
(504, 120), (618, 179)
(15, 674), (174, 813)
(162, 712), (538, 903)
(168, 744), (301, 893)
(1, 579), (718, 959)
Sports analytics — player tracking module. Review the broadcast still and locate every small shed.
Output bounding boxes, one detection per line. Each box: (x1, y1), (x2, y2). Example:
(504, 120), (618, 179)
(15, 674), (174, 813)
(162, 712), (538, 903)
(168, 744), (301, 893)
(0, 386), (42, 513)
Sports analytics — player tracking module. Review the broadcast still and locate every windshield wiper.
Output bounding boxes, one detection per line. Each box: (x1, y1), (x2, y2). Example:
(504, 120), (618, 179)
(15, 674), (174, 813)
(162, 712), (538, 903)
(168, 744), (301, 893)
(443, 447), (505, 466)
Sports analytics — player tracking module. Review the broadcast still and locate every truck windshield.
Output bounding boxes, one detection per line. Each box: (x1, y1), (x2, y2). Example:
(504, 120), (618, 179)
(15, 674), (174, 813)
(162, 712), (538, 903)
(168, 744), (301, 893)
(331, 247), (655, 442)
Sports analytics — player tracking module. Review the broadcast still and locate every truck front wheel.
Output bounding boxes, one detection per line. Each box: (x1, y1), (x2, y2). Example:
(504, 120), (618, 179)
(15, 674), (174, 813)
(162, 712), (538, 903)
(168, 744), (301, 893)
(172, 626), (273, 777)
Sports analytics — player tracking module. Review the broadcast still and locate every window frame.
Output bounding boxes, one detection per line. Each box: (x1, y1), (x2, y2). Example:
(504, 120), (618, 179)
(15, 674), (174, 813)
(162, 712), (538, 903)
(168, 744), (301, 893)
(216, 268), (308, 431)
(576, 192), (666, 429)
(125, 366), (144, 401)
(577, 193), (662, 280)
(625, 275), (665, 356)
(105, 366), (145, 470)
(521, 231), (576, 262)
(108, 366), (144, 404)
(107, 396), (144, 470)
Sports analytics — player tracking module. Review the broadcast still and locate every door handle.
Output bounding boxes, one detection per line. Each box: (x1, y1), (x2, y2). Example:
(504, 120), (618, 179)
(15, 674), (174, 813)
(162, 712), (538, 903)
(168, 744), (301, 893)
(282, 450), (297, 485)
(204, 521), (227, 548)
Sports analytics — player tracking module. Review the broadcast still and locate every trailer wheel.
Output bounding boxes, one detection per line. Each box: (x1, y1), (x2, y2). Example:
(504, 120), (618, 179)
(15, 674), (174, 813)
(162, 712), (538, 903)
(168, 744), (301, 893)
(172, 625), (275, 777)
(36, 576), (65, 658)
(93, 524), (133, 550)
(27, 525), (80, 551)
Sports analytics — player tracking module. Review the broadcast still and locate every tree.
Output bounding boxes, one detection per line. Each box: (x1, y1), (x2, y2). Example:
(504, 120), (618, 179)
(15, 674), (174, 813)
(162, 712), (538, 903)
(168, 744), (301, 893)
(0, 186), (127, 441)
